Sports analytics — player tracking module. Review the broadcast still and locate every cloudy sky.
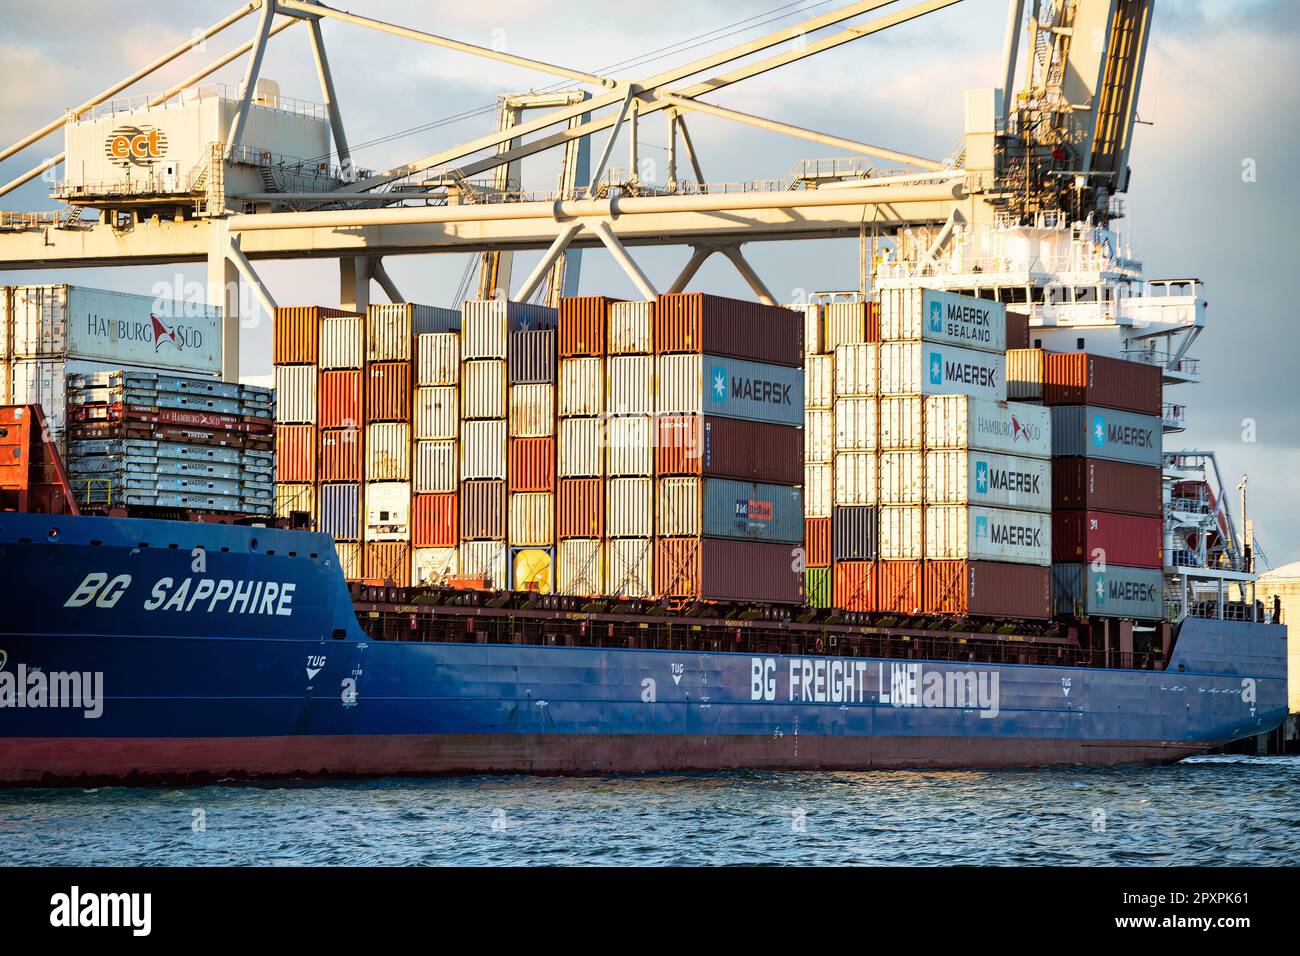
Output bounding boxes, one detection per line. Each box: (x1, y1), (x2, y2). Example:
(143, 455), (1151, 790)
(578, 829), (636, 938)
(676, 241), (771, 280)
(2, 0), (1297, 564)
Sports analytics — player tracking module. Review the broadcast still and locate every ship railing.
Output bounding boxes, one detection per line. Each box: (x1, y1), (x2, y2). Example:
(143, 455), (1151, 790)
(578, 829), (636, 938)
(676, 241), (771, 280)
(77, 84), (328, 122)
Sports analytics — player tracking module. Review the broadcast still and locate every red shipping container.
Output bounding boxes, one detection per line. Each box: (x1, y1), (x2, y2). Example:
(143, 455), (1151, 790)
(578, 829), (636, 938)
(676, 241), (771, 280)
(557, 478), (603, 538)
(413, 493), (458, 547)
(833, 560), (877, 612)
(877, 560), (923, 614)
(654, 293), (802, 367)
(1052, 510), (1163, 569)
(805, 517), (831, 568)
(559, 296), (613, 356)
(460, 480), (506, 540)
(318, 427), (361, 482)
(655, 537), (803, 604)
(363, 541), (410, 586)
(319, 369), (362, 429)
(1043, 353), (1162, 416)
(923, 560), (1051, 620)
(654, 415), (802, 484)
(275, 424), (316, 482)
(273, 306), (353, 365)
(508, 436), (555, 492)
(1052, 458), (1162, 516)
(365, 361), (411, 423)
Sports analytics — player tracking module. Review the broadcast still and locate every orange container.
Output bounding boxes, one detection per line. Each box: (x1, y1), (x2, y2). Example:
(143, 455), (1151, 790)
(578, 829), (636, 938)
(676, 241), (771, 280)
(364, 541), (410, 586)
(319, 369), (362, 429)
(413, 493), (458, 548)
(275, 424), (316, 482)
(833, 560), (877, 611)
(557, 478), (603, 538)
(559, 296), (612, 356)
(866, 300), (881, 344)
(805, 517), (831, 568)
(273, 306), (353, 365)
(654, 293), (802, 366)
(366, 361), (412, 423)
(922, 560), (1051, 620)
(877, 560), (923, 614)
(508, 436), (555, 492)
(318, 427), (361, 482)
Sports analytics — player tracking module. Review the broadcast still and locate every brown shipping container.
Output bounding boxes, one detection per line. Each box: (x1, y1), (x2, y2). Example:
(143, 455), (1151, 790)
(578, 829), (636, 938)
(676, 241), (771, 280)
(559, 296), (612, 356)
(275, 424), (316, 482)
(364, 541), (411, 586)
(1043, 352), (1162, 416)
(1006, 310), (1031, 350)
(318, 428), (361, 482)
(654, 415), (803, 484)
(1053, 457), (1162, 516)
(413, 493), (458, 548)
(460, 479), (506, 540)
(366, 361), (412, 423)
(654, 293), (802, 367)
(877, 560), (923, 614)
(319, 369), (363, 429)
(273, 306), (354, 365)
(805, 517), (831, 568)
(923, 560), (1051, 620)
(558, 478), (603, 538)
(655, 537), (803, 604)
(866, 300), (881, 344)
(1053, 510), (1163, 569)
(833, 560), (877, 612)
(509, 436), (556, 492)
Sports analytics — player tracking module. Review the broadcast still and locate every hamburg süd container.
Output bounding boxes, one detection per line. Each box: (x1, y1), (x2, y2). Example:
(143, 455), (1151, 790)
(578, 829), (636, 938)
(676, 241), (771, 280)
(1043, 352), (1163, 416)
(879, 505), (922, 560)
(805, 516), (831, 567)
(274, 364), (316, 424)
(366, 303), (458, 362)
(656, 354), (803, 426)
(833, 397), (876, 452)
(413, 492), (458, 548)
(1052, 457), (1162, 516)
(1052, 510), (1163, 569)
(833, 451), (876, 507)
(805, 566), (832, 608)
(605, 537), (653, 598)
(557, 538), (603, 596)
(557, 417), (604, 477)
(461, 419), (507, 480)
(833, 344), (877, 397)
(558, 478), (603, 538)
(878, 396), (922, 451)
(654, 415), (802, 484)
(460, 300), (557, 361)
(558, 357), (604, 417)
(415, 332), (459, 386)
(415, 385), (458, 441)
(879, 341), (1006, 401)
(412, 547), (459, 587)
(607, 477), (654, 538)
(1051, 563), (1165, 620)
(509, 492), (555, 547)
(273, 305), (353, 366)
(832, 505), (877, 561)
(459, 540), (508, 588)
(878, 450), (922, 505)
(363, 541), (411, 586)
(318, 427), (361, 482)
(606, 355), (654, 415)
(364, 481), (410, 541)
(318, 482), (361, 541)
(414, 440), (456, 493)
(508, 383), (554, 438)
(319, 369), (362, 430)
(460, 480), (506, 540)
(654, 293), (802, 367)
(319, 314), (364, 370)
(275, 424), (316, 482)
(1049, 405), (1162, 467)
(512, 547), (554, 593)
(924, 450), (1051, 513)
(923, 560), (1051, 620)
(608, 300), (653, 355)
(925, 505), (1050, 566)
(365, 422), (410, 481)
(656, 477), (803, 543)
(460, 359), (507, 420)
(924, 395), (1051, 459)
(655, 537), (803, 604)
(275, 482), (315, 520)
(1007, 348), (1045, 401)
(365, 360), (411, 423)
(833, 560), (877, 612)
(805, 353), (834, 409)
(606, 416), (653, 476)
(508, 436), (555, 492)
(806, 408), (833, 463)
(804, 462), (832, 518)
(559, 296), (612, 357)
(508, 328), (557, 384)
(879, 288), (1006, 354)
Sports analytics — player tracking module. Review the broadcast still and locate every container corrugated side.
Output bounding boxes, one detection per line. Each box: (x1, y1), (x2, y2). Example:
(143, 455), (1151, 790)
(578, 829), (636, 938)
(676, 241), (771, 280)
(805, 353), (834, 409)
(1052, 510), (1163, 568)
(364, 541), (411, 586)
(1049, 406), (1162, 467)
(832, 505), (877, 561)
(558, 478), (603, 538)
(824, 301), (869, 351)
(805, 567), (832, 608)
(924, 450), (1051, 513)
(655, 415), (802, 484)
(805, 408), (833, 463)
(336, 542), (362, 580)
(805, 516), (831, 567)
(508, 383), (554, 437)
(607, 416), (653, 476)
(1052, 563), (1165, 620)
(834, 561), (877, 612)
(274, 365), (316, 424)
(557, 417), (603, 477)
(606, 355), (654, 415)
(605, 537), (653, 598)
(804, 462), (832, 517)
(924, 395), (1051, 459)
(1052, 457), (1162, 516)
(508, 436), (555, 491)
(460, 419), (506, 480)
(879, 288), (1006, 353)
(414, 440), (457, 493)
(656, 477), (802, 542)
(879, 341), (1006, 401)
(508, 329), (557, 384)
(319, 369), (361, 430)
(460, 480), (506, 540)
(365, 360), (411, 423)
(833, 451), (876, 506)
(275, 424), (316, 482)
(414, 386), (458, 440)
(459, 540), (508, 588)
(558, 538), (603, 596)
(608, 300), (653, 355)
(318, 427), (361, 482)
(878, 450), (922, 505)
(879, 506), (922, 560)
(925, 505), (1051, 565)
(878, 396), (922, 451)
(367, 303), (458, 362)
(877, 559), (922, 613)
(365, 422), (410, 481)
(1043, 352), (1162, 416)
(923, 560), (1051, 620)
(412, 547), (459, 587)
(833, 397), (876, 451)
(654, 293), (802, 367)
(274, 306), (351, 365)
(461, 300), (557, 361)
(655, 537), (803, 603)
(558, 357), (603, 416)
(364, 481), (410, 541)
(833, 344), (876, 396)
(320, 315), (363, 370)
(1007, 348), (1045, 401)
(413, 492), (458, 547)
(608, 477), (653, 537)
(559, 296), (611, 356)
(509, 492), (555, 547)
(318, 482), (361, 541)
(655, 354), (803, 426)
(415, 332), (459, 386)
(275, 482), (315, 520)
(460, 359), (506, 420)
(800, 304), (823, 356)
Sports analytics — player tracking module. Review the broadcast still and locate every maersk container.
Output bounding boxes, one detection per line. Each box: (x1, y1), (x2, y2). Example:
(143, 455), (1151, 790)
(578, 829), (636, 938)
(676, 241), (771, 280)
(655, 354), (803, 426)
(833, 451), (876, 507)
(461, 300), (556, 361)
(1050, 405), (1162, 467)
(608, 477), (654, 537)
(412, 547), (459, 587)
(879, 505), (923, 560)
(508, 328), (557, 384)
(925, 450), (1051, 513)
(364, 542), (411, 586)
(459, 540), (508, 588)
(924, 395), (1052, 459)
(461, 359), (506, 420)
(365, 422), (410, 481)
(508, 383), (554, 438)
(460, 480), (506, 540)
(879, 450), (922, 505)
(925, 505), (1051, 566)
(460, 419), (506, 480)
(655, 415), (802, 484)
(364, 481), (410, 541)
(1043, 352), (1162, 416)
(607, 355), (654, 415)
(656, 477), (802, 542)
(880, 341), (1005, 401)
(806, 353), (834, 409)
(804, 462), (832, 517)
(318, 482), (362, 541)
(806, 408), (833, 463)
(1007, 348), (1045, 401)
(878, 396), (922, 451)
(509, 492), (555, 547)
(275, 482), (315, 520)
(834, 397), (876, 452)
(1052, 510), (1162, 569)
(414, 440), (456, 493)
(558, 538), (603, 596)
(1052, 457), (1162, 516)
(559, 296), (611, 357)
(607, 416), (653, 476)
(415, 332), (459, 386)
(559, 357), (604, 416)
(415, 386), (458, 441)
(879, 288), (1006, 354)
(1052, 563), (1165, 620)
(412, 492), (457, 548)
(608, 300), (653, 355)
(319, 315), (364, 370)
(367, 303), (458, 362)
(655, 537), (803, 604)
(654, 293), (802, 367)
(274, 364), (316, 424)
(605, 537), (653, 598)
(557, 417), (604, 477)
(924, 560), (1052, 620)
(832, 505), (877, 561)
(824, 301), (872, 351)
(834, 344), (877, 397)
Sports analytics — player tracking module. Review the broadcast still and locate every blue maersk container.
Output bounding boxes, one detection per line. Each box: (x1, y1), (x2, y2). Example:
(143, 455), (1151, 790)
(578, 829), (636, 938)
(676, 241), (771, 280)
(1050, 405), (1162, 467)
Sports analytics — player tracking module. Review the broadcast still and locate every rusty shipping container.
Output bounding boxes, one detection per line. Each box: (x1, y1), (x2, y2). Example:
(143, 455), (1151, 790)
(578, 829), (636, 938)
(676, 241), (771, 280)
(413, 492), (458, 548)
(275, 482), (315, 521)
(653, 415), (802, 484)
(273, 306), (354, 365)
(1043, 352), (1162, 416)
(559, 296), (612, 356)
(415, 332), (460, 386)
(877, 559), (923, 614)
(508, 328), (557, 384)
(363, 541), (411, 586)
(1053, 510), (1163, 569)
(608, 300), (654, 355)
(275, 424), (315, 482)
(318, 369), (362, 430)
(460, 479), (507, 540)
(508, 383), (554, 437)
(833, 560), (877, 612)
(318, 427), (361, 482)
(1052, 457), (1162, 516)
(654, 293), (802, 366)
(509, 436), (556, 492)
(365, 361), (411, 423)
(655, 537), (803, 604)
(805, 516), (831, 567)
(923, 560), (1052, 620)
(558, 478), (604, 539)
(461, 359), (507, 420)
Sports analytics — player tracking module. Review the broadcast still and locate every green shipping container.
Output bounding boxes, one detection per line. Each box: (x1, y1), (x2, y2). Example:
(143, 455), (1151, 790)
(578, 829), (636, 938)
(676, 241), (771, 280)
(806, 567), (832, 608)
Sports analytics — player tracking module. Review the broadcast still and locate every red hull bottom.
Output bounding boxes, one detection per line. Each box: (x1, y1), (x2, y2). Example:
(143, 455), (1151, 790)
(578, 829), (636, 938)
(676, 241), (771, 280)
(0, 734), (1206, 787)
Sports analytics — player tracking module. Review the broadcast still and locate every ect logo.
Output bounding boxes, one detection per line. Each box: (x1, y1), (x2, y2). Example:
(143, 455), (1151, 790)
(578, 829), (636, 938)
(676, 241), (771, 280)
(928, 351), (943, 386)
(1092, 414), (1108, 448)
(974, 460), (989, 496)
(710, 365), (728, 404)
(104, 125), (168, 167)
(928, 300), (943, 333)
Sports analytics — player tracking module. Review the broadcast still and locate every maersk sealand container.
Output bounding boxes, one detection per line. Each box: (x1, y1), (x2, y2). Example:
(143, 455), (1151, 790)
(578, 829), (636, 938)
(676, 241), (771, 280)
(879, 288), (1007, 354)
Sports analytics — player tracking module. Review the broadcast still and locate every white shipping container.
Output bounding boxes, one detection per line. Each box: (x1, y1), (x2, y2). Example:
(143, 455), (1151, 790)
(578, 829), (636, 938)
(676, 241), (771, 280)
(606, 415), (653, 476)
(412, 547), (459, 587)
(461, 359), (506, 420)
(834, 343), (877, 396)
(461, 419), (506, 480)
(509, 383), (554, 437)
(833, 451), (876, 506)
(414, 386), (458, 440)
(605, 537), (653, 598)
(319, 315), (363, 370)
(365, 481), (410, 541)
(880, 288), (1006, 354)
(800, 303), (823, 356)
(879, 450), (923, 505)
(804, 462), (832, 517)
(879, 341), (1006, 401)
(924, 505), (1051, 565)
(924, 450), (1051, 512)
(559, 357), (603, 416)
(274, 364), (316, 424)
(459, 540), (508, 588)
(833, 397), (876, 452)
(806, 353), (834, 409)
(879, 396), (923, 450)
(608, 477), (654, 537)
(366, 422), (410, 481)
(656, 476), (699, 537)
(416, 332), (460, 386)
(606, 355), (654, 415)
(558, 538), (604, 596)
(805, 408), (833, 464)
(824, 301), (870, 352)
(924, 395), (1052, 459)
(558, 417), (604, 477)
(368, 304), (457, 362)
(509, 492), (555, 547)
(879, 505), (923, 560)
(608, 300), (653, 355)
(461, 301), (508, 360)
(414, 439), (457, 492)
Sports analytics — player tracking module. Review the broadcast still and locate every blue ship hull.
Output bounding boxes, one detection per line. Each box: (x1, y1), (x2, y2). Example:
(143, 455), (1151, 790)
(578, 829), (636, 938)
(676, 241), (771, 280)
(0, 512), (1287, 784)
